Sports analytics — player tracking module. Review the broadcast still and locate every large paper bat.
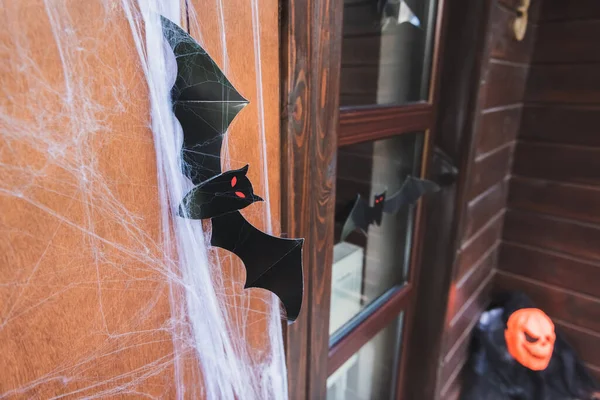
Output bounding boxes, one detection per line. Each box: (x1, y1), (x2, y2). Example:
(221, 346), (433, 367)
(162, 16), (304, 322)
(337, 176), (439, 242)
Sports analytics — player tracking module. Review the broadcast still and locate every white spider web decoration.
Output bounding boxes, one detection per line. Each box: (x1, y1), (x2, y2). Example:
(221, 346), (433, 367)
(0, 0), (288, 399)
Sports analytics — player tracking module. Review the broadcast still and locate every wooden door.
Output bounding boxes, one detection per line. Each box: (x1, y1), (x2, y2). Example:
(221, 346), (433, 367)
(0, 1), (283, 398)
(281, 0), (465, 398)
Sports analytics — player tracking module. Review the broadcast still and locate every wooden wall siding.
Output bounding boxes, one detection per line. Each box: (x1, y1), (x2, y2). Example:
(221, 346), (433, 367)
(436, 0), (538, 397)
(497, 0), (600, 376)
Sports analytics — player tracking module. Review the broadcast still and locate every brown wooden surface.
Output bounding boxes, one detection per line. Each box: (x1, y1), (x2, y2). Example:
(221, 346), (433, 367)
(503, 210), (600, 262)
(476, 107), (522, 156)
(466, 145), (513, 200)
(483, 61), (529, 108)
(463, 180), (508, 239)
(526, 64), (600, 104)
(512, 141), (600, 186)
(536, 0), (600, 22)
(402, 0), (499, 397)
(500, 242), (600, 298)
(456, 212), (504, 281)
(0, 1), (283, 397)
(338, 104), (433, 146)
(520, 104), (600, 147)
(509, 176), (600, 224)
(499, 5), (600, 365)
(427, 0), (538, 396)
(280, 0), (343, 398)
(533, 20), (600, 64)
(495, 272), (600, 334)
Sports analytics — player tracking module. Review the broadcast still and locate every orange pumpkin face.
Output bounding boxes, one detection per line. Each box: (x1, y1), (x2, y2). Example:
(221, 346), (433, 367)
(505, 308), (556, 371)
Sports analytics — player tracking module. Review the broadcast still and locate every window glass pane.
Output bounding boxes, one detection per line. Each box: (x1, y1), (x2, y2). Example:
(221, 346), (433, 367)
(327, 313), (404, 400)
(339, 0), (438, 106)
(329, 133), (423, 339)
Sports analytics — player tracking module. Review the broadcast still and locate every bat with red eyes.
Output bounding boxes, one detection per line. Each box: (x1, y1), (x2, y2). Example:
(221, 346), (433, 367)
(337, 176), (439, 242)
(162, 16), (304, 322)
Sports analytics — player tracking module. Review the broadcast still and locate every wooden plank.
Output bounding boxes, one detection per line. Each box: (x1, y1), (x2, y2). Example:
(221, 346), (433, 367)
(456, 213), (503, 282)
(520, 105), (600, 147)
(463, 180), (508, 240)
(537, 0), (600, 22)
(512, 141), (600, 186)
(488, 2), (536, 64)
(526, 64), (600, 104)
(476, 107), (521, 156)
(466, 145), (513, 200)
(483, 61), (528, 108)
(533, 20), (600, 64)
(338, 104), (433, 146)
(509, 176), (600, 225)
(556, 322), (600, 369)
(281, 0), (343, 398)
(499, 242), (600, 298)
(439, 334), (469, 392)
(447, 251), (496, 322)
(495, 272), (600, 333)
(503, 210), (600, 262)
(444, 276), (493, 355)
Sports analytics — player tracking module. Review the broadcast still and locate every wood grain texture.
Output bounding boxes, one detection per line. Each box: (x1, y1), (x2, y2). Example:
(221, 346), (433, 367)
(533, 20), (600, 64)
(339, 104), (433, 146)
(483, 61), (529, 108)
(447, 249), (496, 322)
(467, 145), (513, 200)
(281, 0), (343, 398)
(1, 1), (285, 397)
(456, 212), (503, 282)
(463, 180), (508, 240)
(444, 276), (493, 355)
(499, 242), (600, 298)
(512, 141), (600, 186)
(503, 210), (600, 262)
(520, 104), (600, 147)
(477, 107), (522, 156)
(536, 0), (600, 22)
(495, 272), (600, 333)
(526, 64), (600, 104)
(508, 176), (600, 224)
(555, 321), (600, 370)
(0, 3), (172, 397)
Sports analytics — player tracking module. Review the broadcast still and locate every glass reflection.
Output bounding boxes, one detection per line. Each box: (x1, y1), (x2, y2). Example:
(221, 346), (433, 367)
(339, 0), (437, 106)
(329, 133), (423, 339)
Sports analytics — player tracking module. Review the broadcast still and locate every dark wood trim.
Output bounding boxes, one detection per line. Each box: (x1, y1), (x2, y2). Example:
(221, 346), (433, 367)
(402, 0), (496, 397)
(280, 0), (343, 398)
(327, 284), (413, 376)
(338, 103), (433, 146)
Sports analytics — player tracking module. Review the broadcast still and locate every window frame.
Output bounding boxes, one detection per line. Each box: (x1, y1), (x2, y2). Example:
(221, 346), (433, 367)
(281, 0), (450, 397)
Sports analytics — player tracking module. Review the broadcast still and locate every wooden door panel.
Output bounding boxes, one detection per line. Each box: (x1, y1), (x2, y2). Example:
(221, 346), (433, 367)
(0, 1), (282, 398)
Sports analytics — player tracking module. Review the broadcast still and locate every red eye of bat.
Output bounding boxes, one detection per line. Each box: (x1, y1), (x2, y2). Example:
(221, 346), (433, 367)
(231, 176), (237, 187)
(235, 191), (245, 198)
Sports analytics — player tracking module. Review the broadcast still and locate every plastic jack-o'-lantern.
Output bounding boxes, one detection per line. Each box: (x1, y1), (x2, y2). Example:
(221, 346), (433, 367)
(505, 308), (556, 371)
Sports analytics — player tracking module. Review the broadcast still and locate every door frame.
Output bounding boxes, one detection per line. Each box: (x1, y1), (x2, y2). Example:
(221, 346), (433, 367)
(279, 0), (489, 398)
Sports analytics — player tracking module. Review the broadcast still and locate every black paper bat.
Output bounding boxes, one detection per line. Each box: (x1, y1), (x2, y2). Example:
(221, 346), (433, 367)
(337, 176), (439, 242)
(161, 16), (304, 322)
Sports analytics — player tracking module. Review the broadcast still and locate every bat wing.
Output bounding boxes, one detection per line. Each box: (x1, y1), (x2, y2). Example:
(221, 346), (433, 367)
(338, 195), (371, 242)
(161, 16), (249, 184)
(210, 211), (304, 322)
(383, 176), (440, 214)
